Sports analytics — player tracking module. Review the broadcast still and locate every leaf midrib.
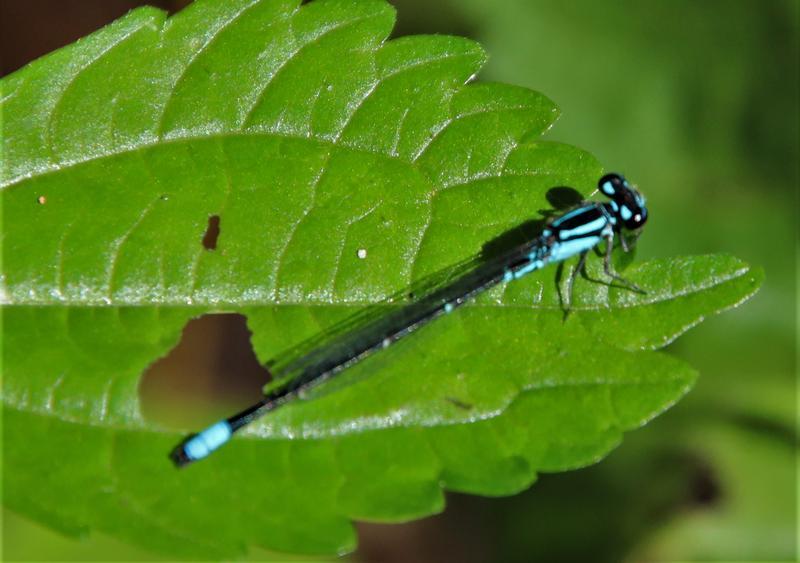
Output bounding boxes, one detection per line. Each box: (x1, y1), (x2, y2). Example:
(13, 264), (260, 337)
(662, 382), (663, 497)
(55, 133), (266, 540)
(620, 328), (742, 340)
(2, 128), (411, 190)
(3, 375), (687, 436)
(1, 255), (753, 309)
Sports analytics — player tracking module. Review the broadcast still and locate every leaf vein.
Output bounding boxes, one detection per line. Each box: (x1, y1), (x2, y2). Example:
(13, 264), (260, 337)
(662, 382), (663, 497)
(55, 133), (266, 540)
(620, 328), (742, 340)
(44, 23), (150, 168)
(240, 12), (383, 129)
(156, 0), (265, 137)
(273, 149), (333, 301)
(104, 195), (159, 301)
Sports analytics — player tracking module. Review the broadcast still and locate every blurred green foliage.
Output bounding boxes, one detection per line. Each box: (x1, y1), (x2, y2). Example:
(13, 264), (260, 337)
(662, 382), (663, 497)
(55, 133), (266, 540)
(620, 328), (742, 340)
(3, 0), (796, 561)
(427, 0), (797, 561)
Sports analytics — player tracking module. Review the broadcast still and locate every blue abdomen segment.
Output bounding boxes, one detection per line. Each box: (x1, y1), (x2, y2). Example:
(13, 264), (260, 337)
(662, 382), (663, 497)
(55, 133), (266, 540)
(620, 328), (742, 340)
(511, 258), (545, 279)
(182, 420), (232, 462)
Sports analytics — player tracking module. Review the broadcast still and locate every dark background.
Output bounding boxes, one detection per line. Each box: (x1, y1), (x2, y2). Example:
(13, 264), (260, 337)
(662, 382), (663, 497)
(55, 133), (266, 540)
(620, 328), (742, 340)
(2, 1), (797, 561)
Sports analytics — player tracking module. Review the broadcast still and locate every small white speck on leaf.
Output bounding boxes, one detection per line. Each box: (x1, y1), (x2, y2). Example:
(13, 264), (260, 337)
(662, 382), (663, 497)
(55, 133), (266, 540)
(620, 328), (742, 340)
(357, 248), (367, 259)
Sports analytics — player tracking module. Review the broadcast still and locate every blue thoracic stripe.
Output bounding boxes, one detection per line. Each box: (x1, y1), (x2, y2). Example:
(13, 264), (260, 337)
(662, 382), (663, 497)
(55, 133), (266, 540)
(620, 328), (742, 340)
(551, 208), (588, 227)
(558, 215), (608, 240)
(171, 172), (649, 467)
(551, 205), (598, 228)
(547, 235), (603, 263)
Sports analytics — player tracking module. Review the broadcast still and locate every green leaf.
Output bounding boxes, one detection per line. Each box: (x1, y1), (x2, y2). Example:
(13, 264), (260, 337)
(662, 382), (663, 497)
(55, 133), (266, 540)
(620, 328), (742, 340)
(1, 0), (763, 557)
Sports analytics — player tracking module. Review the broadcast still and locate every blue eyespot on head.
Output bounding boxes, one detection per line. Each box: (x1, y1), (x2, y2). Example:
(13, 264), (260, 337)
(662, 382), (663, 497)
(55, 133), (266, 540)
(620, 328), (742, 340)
(599, 173), (625, 197)
(598, 173), (648, 230)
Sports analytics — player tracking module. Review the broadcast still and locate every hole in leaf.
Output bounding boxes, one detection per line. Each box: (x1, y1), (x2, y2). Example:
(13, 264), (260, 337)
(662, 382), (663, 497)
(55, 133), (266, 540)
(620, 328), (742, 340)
(139, 313), (270, 429)
(202, 214), (220, 250)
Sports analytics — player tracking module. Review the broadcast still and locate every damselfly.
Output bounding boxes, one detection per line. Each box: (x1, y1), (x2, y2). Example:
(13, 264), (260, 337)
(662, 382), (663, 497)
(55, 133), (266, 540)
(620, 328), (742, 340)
(171, 173), (648, 467)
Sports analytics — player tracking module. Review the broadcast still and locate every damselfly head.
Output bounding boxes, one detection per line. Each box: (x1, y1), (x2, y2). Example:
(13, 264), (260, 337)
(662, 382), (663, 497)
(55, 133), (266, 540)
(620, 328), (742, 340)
(599, 173), (648, 231)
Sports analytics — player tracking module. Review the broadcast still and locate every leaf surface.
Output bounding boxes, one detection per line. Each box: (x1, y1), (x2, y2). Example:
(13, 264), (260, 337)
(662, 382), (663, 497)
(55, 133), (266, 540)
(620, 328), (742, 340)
(0, 0), (762, 556)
